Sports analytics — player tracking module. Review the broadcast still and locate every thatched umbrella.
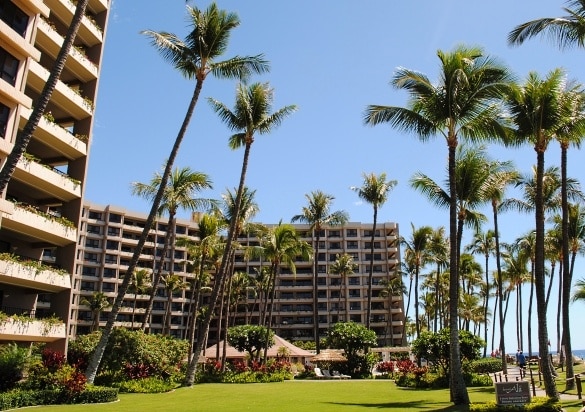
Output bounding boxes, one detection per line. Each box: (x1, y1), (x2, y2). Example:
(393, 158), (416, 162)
(311, 349), (348, 371)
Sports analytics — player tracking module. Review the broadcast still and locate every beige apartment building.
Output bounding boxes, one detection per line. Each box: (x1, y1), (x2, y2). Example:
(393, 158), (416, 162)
(0, 0), (110, 352)
(73, 203), (406, 347)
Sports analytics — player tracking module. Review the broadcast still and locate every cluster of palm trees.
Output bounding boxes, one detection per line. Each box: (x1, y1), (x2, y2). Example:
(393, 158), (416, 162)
(364, 0), (585, 404)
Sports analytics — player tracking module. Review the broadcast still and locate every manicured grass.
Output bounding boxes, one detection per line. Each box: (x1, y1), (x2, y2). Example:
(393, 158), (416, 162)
(27, 378), (585, 412)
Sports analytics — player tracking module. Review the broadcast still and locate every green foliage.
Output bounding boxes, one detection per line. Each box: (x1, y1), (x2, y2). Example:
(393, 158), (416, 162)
(470, 357), (503, 374)
(118, 377), (176, 393)
(68, 329), (188, 383)
(0, 343), (29, 391)
(410, 328), (484, 375)
(465, 372), (494, 387)
(0, 386), (118, 410)
(227, 325), (274, 360)
(470, 397), (562, 411)
(327, 322), (378, 377)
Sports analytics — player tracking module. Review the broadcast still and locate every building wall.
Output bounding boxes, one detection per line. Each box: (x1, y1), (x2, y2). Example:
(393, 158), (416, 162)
(0, 0), (109, 352)
(74, 203), (406, 347)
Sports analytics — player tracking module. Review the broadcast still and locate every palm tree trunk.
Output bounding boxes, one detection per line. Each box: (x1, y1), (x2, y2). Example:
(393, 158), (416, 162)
(263, 263), (279, 363)
(404, 274), (413, 339)
(493, 204), (507, 373)
(414, 265), (420, 340)
(186, 142), (253, 386)
(561, 144), (574, 390)
(545, 263), (555, 309)
(0, 0), (89, 193)
(448, 142), (469, 405)
(527, 269), (535, 356)
(313, 230), (321, 353)
(557, 265), (563, 353)
(535, 150), (559, 399)
(85, 77), (205, 384)
(483, 253), (489, 358)
(366, 207), (377, 330)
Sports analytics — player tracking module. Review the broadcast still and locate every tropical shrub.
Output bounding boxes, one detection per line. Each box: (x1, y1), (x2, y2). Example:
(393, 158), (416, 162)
(469, 397), (561, 411)
(227, 325), (274, 360)
(327, 322), (378, 378)
(0, 386), (118, 410)
(118, 377), (176, 393)
(469, 357), (503, 374)
(0, 343), (29, 391)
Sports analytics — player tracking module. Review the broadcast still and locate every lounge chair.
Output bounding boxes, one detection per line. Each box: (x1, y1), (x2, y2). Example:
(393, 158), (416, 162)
(322, 369), (341, 379)
(333, 370), (351, 379)
(314, 367), (327, 379)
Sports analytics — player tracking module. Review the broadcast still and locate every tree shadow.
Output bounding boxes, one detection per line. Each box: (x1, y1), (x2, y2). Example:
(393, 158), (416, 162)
(324, 400), (473, 411)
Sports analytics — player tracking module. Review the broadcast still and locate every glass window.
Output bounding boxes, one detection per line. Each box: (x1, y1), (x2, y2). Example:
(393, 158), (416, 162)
(0, 2), (29, 37)
(0, 48), (19, 86)
(0, 103), (9, 138)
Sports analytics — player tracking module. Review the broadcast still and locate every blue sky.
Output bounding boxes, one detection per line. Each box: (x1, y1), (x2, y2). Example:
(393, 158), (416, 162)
(86, 1), (585, 352)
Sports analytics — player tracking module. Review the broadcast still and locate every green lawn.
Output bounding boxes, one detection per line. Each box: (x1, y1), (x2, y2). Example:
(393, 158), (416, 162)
(29, 380), (585, 412)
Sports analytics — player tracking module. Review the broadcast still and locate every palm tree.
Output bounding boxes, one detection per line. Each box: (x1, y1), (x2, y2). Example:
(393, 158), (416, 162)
(364, 45), (512, 405)
(161, 274), (189, 336)
(329, 253), (357, 320)
(255, 222), (311, 361)
(85, 4), (268, 383)
(379, 275), (407, 346)
(504, 69), (585, 399)
(292, 190), (348, 354)
(466, 229), (495, 357)
(351, 172), (397, 329)
(508, 0), (585, 50)
(0, 0), (90, 192)
(427, 226), (449, 332)
(480, 160), (519, 374)
(128, 269), (151, 330)
(186, 82), (297, 386)
(133, 167), (214, 332)
(80, 292), (111, 333)
(400, 223), (432, 339)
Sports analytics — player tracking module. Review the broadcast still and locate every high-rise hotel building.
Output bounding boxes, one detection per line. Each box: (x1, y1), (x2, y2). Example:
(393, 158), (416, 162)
(0, 0), (109, 352)
(73, 203), (406, 347)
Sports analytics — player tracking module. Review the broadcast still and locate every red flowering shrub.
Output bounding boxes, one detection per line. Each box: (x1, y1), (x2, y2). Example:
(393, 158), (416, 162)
(376, 361), (395, 373)
(232, 360), (249, 373)
(124, 362), (154, 379)
(42, 348), (66, 373)
(396, 359), (416, 374)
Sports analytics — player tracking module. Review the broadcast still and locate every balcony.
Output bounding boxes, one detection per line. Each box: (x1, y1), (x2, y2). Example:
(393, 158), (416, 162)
(0, 72), (31, 108)
(0, 256), (70, 292)
(36, 18), (99, 83)
(27, 60), (93, 120)
(0, 19), (41, 61)
(0, 316), (66, 342)
(13, 156), (82, 202)
(42, 0), (104, 47)
(1, 203), (77, 246)
(18, 107), (87, 160)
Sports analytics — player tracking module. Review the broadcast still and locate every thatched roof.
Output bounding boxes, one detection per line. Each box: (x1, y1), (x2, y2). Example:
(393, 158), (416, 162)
(204, 335), (313, 360)
(311, 349), (347, 363)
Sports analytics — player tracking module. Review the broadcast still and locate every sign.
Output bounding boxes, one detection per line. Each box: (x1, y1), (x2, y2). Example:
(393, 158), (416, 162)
(495, 381), (531, 405)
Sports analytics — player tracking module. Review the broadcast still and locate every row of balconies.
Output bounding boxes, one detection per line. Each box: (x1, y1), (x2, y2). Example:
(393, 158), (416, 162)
(0, 316), (66, 342)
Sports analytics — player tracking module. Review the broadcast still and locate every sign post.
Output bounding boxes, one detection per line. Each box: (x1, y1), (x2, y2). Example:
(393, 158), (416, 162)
(495, 381), (531, 406)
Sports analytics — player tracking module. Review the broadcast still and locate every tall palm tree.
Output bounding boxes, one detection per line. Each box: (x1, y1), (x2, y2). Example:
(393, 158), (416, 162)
(85, 4), (268, 383)
(329, 253), (357, 320)
(480, 160), (519, 374)
(0, 0), (90, 192)
(503, 69), (577, 399)
(161, 274), (189, 336)
(133, 167), (214, 332)
(364, 45), (512, 405)
(400, 223), (432, 339)
(508, 0), (585, 50)
(255, 222), (311, 362)
(80, 292), (111, 333)
(128, 269), (151, 330)
(292, 190), (348, 354)
(186, 82), (297, 386)
(427, 226), (449, 332)
(351, 172), (397, 329)
(466, 229), (495, 357)
(379, 275), (407, 346)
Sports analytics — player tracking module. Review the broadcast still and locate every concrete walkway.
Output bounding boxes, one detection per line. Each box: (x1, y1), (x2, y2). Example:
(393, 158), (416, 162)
(492, 366), (582, 402)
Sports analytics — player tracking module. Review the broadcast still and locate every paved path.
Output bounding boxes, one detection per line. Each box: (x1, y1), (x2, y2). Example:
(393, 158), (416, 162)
(492, 366), (581, 401)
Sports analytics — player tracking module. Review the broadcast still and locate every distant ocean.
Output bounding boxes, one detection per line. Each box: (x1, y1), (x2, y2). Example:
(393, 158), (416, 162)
(571, 349), (585, 359)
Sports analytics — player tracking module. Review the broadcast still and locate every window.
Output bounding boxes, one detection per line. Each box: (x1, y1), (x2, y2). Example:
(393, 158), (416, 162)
(106, 240), (119, 250)
(0, 2), (29, 37)
(107, 227), (120, 236)
(329, 242), (341, 249)
(365, 253), (382, 261)
(104, 254), (117, 264)
(0, 48), (19, 86)
(83, 252), (98, 263)
(108, 213), (122, 223)
(103, 268), (116, 278)
(87, 225), (100, 234)
(349, 290), (360, 298)
(85, 239), (100, 248)
(347, 241), (358, 249)
(328, 230), (340, 237)
(346, 229), (357, 237)
(365, 241), (381, 249)
(88, 211), (103, 220)
(82, 267), (96, 276)
(0, 103), (9, 138)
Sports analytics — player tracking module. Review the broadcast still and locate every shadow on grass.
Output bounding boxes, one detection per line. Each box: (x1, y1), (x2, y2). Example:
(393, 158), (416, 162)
(323, 400), (473, 411)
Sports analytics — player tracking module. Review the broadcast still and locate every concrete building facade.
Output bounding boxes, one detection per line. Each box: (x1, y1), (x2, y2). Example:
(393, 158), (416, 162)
(73, 203), (406, 347)
(0, 0), (110, 352)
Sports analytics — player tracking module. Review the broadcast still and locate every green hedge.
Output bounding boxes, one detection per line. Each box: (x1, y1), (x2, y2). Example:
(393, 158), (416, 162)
(0, 386), (118, 410)
(470, 358), (503, 374)
(469, 397), (562, 412)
